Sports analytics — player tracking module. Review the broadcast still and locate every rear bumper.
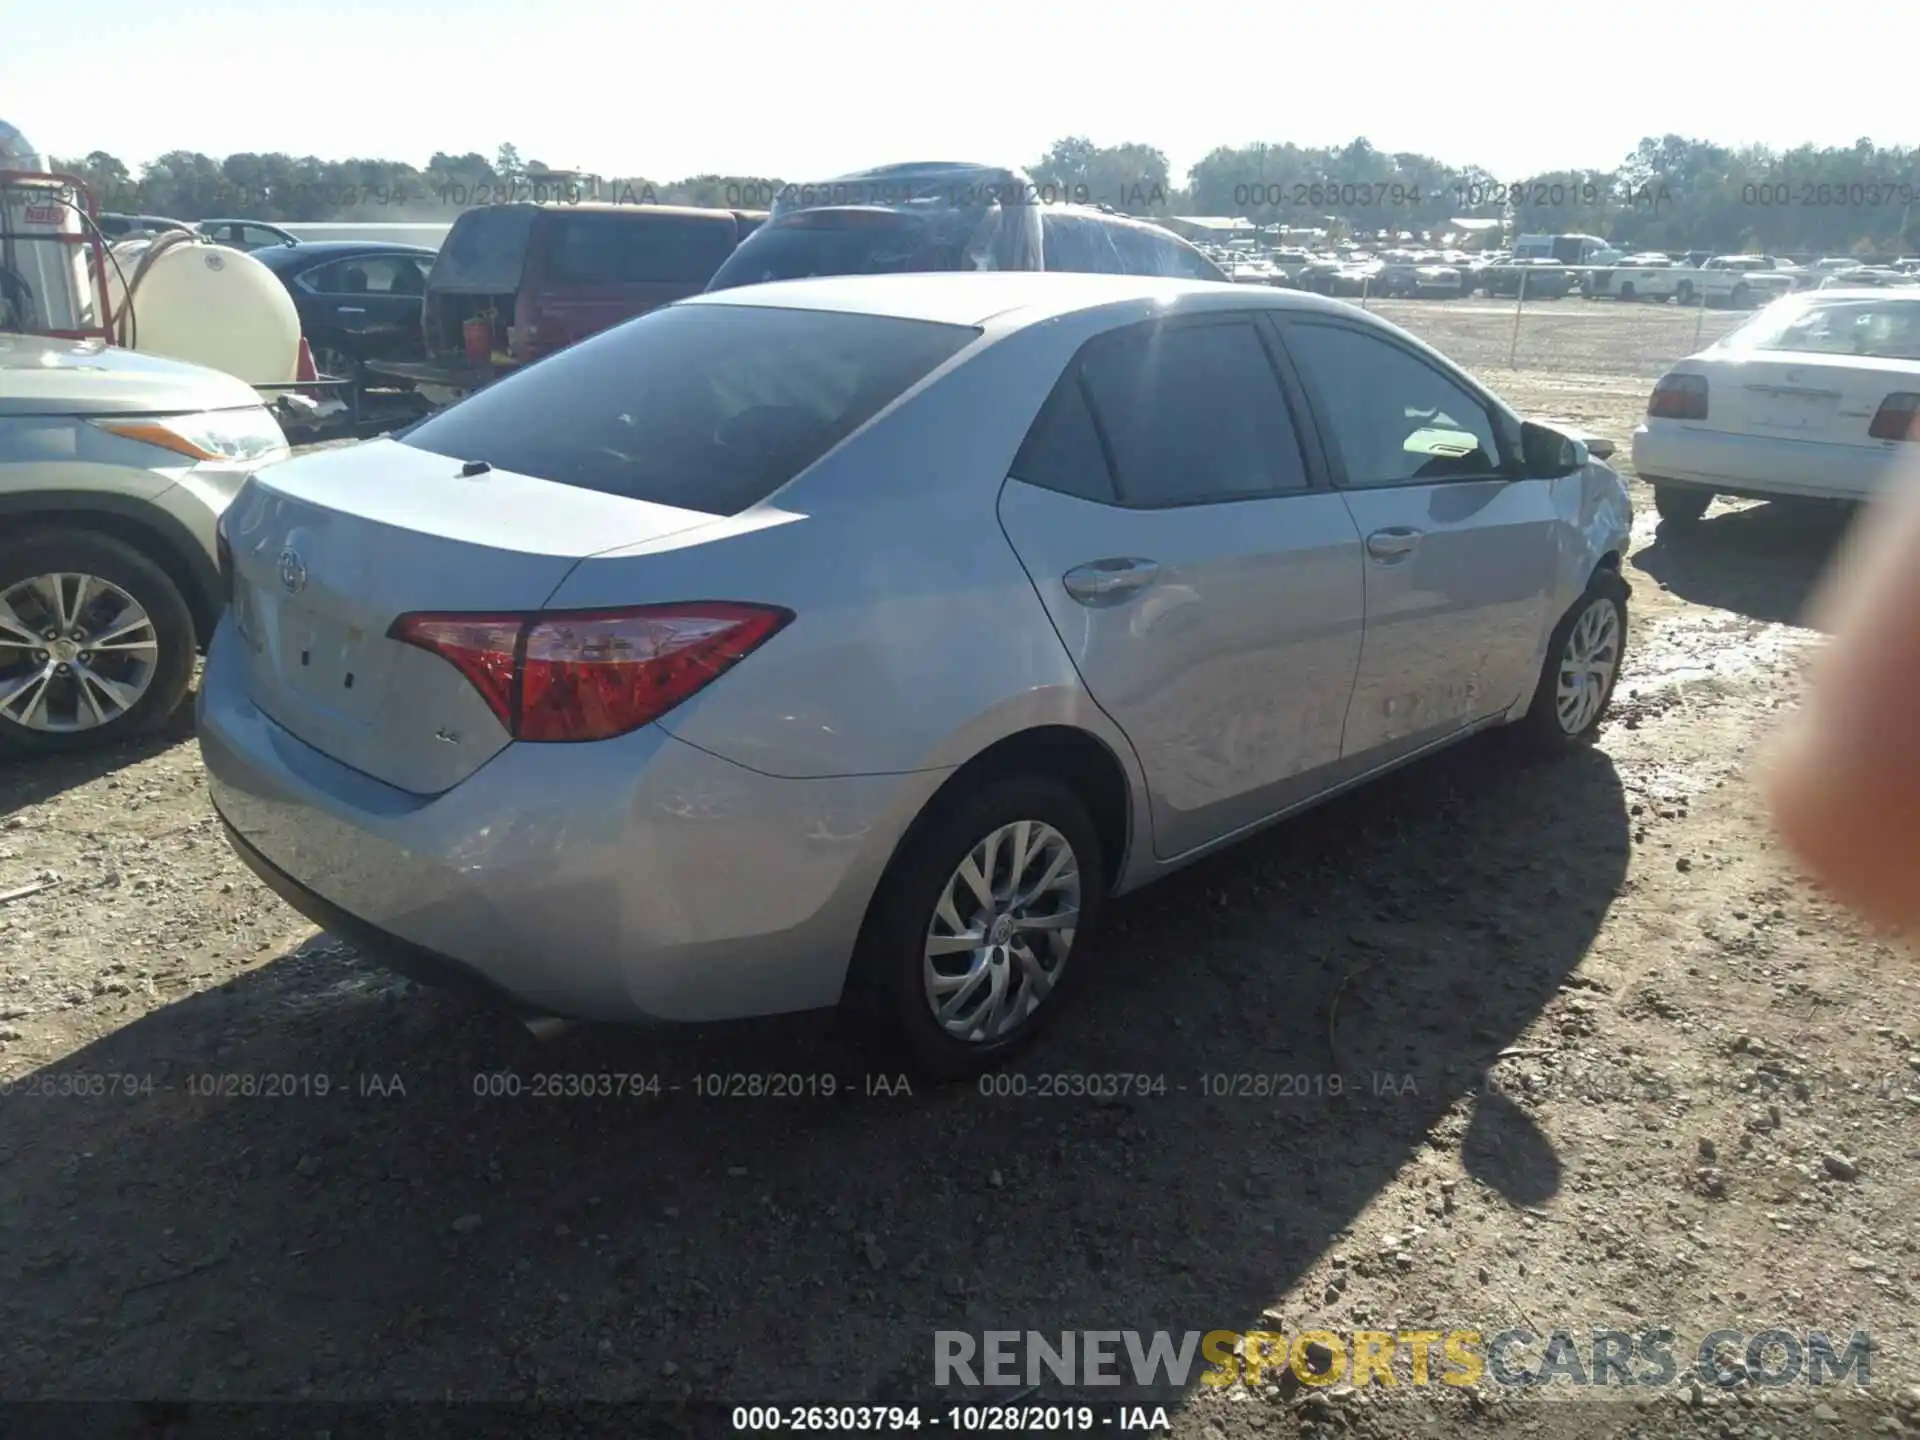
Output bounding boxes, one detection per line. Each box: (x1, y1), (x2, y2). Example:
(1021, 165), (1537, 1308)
(1632, 422), (1900, 501)
(196, 624), (949, 1024)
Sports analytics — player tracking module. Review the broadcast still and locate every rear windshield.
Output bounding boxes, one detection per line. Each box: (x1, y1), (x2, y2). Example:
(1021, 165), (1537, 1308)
(1720, 297), (1920, 360)
(399, 303), (978, 515)
(706, 206), (1035, 292)
(430, 207), (537, 291)
(542, 211), (740, 286)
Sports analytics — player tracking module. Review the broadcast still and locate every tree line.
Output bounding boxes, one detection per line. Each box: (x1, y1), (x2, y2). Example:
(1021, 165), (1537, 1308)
(50, 135), (1920, 256)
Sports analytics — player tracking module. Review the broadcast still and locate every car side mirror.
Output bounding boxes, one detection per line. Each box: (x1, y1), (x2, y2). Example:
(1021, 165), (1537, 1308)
(1520, 420), (1586, 478)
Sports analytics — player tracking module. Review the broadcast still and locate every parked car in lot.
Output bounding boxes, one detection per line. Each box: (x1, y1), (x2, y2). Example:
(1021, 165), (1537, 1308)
(1820, 265), (1919, 289)
(250, 240), (439, 400)
(0, 335), (289, 754)
(96, 212), (193, 240)
(703, 166), (1224, 291)
(195, 218), (301, 252)
(365, 203), (765, 404)
(1633, 288), (1920, 524)
(200, 272), (1631, 1077)
(1482, 259), (1574, 299)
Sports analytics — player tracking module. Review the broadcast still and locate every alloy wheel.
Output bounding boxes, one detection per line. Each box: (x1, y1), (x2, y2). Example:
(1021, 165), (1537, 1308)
(0, 572), (160, 732)
(922, 820), (1081, 1043)
(1555, 597), (1621, 735)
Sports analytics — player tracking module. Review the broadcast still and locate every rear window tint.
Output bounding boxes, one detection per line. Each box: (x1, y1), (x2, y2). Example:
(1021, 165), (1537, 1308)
(706, 205), (1041, 292)
(430, 207), (536, 291)
(399, 303), (978, 515)
(542, 211), (740, 286)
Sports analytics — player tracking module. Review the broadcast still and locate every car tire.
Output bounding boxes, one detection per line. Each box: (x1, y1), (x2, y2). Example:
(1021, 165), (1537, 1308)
(1514, 570), (1630, 751)
(1675, 281), (1695, 305)
(1732, 282), (1751, 308)
(1653, 485), (1712, 526)
(0, 528), (196, 757)
(842, 774), (1104, 1081)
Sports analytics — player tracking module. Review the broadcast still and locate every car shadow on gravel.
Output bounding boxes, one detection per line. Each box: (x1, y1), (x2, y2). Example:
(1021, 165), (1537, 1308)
(0, 730), (1627, 1409)
(0, 691), (197, 818)
(1635, 499), (1856, 627)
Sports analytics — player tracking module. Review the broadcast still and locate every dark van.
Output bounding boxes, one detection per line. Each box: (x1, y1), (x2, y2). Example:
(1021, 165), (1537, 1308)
(370, 202), (764, 401)
(704, 162), (1223, 293)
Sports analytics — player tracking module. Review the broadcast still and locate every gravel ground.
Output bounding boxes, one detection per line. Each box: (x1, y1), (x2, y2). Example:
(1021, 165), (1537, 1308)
(2, 298), (1916, 1439)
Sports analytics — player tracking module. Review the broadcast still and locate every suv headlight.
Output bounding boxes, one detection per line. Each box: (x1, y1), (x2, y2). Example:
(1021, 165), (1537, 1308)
(92, 406), (290, 465)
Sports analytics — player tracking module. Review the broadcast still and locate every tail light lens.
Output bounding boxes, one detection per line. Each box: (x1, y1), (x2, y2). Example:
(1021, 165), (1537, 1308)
(1648, 372), (1709, 420)
(1869, 393), (1920, 441)
(389, 603), (792, 743)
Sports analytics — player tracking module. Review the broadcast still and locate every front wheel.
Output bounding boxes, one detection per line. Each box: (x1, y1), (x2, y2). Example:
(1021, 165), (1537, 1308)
(843, 775), (1104, 1081)
(0, 529), (196, 756)
(1513, 571), (1629, 751)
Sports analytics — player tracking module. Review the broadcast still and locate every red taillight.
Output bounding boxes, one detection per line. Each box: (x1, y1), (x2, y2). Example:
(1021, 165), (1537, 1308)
(1868, 393), (1920, 442)
(389, 603), (792, 743)
(1648, 372), (1709, 420)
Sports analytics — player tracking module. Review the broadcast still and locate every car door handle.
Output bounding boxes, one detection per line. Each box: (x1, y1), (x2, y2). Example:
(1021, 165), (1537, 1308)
(1063, 558), (1161, 603)
(337, 306), (367, 315)
(1365, 528), (1423, 560)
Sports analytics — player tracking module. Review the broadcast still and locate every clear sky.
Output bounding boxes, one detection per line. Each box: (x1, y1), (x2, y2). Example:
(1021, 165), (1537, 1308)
(6, 0), (1915, 182)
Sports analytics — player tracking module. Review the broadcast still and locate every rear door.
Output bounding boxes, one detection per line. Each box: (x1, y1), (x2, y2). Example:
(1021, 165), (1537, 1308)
(295, 252), (432, 361)
(995, 313), (1366, 859)
(1275, 316), (1558, 764)
(524, 210), (740, 354)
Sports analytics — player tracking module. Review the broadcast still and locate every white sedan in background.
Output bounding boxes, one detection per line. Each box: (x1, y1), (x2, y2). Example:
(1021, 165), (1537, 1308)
(1632, 288), (1920, 525)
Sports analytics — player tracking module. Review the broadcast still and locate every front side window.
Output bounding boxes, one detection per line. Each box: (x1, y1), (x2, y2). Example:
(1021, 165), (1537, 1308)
(300, 255), (427, 295)
(1285, 322), (1502, 486)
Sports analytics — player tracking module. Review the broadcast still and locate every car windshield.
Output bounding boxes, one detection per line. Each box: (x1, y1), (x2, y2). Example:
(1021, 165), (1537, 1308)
(1719, 297), (1920, 361)
(399, 302), (979, 514)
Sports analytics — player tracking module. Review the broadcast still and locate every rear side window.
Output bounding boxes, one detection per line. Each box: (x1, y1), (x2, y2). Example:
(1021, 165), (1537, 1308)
(1077, 321), (1312, 506)
(542, 212), (739, 286)
(1010, 376), (1116, 502)
(430, 207), (537, 291)
(399, 303), (977, 515)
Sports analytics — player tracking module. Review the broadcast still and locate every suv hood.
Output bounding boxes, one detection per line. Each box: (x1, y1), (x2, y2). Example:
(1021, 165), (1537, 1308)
(0, 335), (262, 418)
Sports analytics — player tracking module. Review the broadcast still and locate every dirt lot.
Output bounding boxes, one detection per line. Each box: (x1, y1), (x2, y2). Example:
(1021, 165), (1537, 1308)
(3, 297), (1917, 1438)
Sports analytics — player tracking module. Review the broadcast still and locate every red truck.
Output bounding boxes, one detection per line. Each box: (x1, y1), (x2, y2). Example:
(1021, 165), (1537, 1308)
(368, 202), (764, 404)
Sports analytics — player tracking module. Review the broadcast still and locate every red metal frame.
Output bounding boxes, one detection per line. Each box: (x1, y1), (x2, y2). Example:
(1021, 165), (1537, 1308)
(0, 169), (117, 342)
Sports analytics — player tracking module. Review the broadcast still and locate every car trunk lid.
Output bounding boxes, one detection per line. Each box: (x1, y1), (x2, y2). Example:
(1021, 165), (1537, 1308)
(223, 438), (717, 794)
(1690, 352), (1920, 445)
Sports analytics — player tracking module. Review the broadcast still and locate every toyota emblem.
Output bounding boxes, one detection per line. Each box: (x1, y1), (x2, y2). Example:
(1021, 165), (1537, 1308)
(277, 547), (308, 594)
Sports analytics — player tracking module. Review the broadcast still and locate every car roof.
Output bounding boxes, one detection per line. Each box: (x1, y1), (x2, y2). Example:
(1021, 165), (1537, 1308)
(251, 240), (437, 268)
(682, 270), (1359, 329)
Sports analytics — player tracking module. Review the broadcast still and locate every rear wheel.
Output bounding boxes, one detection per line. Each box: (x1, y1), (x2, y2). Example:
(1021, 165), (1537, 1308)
(1619, 281), (1637, 300)
(1654, 485), (1712, 526)
(1514, 571), (1629, 750)
(0, 529), (196, 756)
(843, 775), (1103, 1081)
(1675, 281), (1695, 305)
(1732, 282), (1751, 308)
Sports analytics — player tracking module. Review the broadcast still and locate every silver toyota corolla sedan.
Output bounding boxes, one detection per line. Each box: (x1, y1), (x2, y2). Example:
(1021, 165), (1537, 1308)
(198, 272), (1632, 1078)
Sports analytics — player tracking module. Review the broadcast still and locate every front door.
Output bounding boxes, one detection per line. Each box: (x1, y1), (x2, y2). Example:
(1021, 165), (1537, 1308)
(1275, 317), (1558, 764)
(996, 314), (1366, 860)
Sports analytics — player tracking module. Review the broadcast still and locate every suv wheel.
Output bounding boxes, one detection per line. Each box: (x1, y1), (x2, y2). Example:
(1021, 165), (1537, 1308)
(844, 775), (1103, 1081)
(0, 529), (196, 756)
